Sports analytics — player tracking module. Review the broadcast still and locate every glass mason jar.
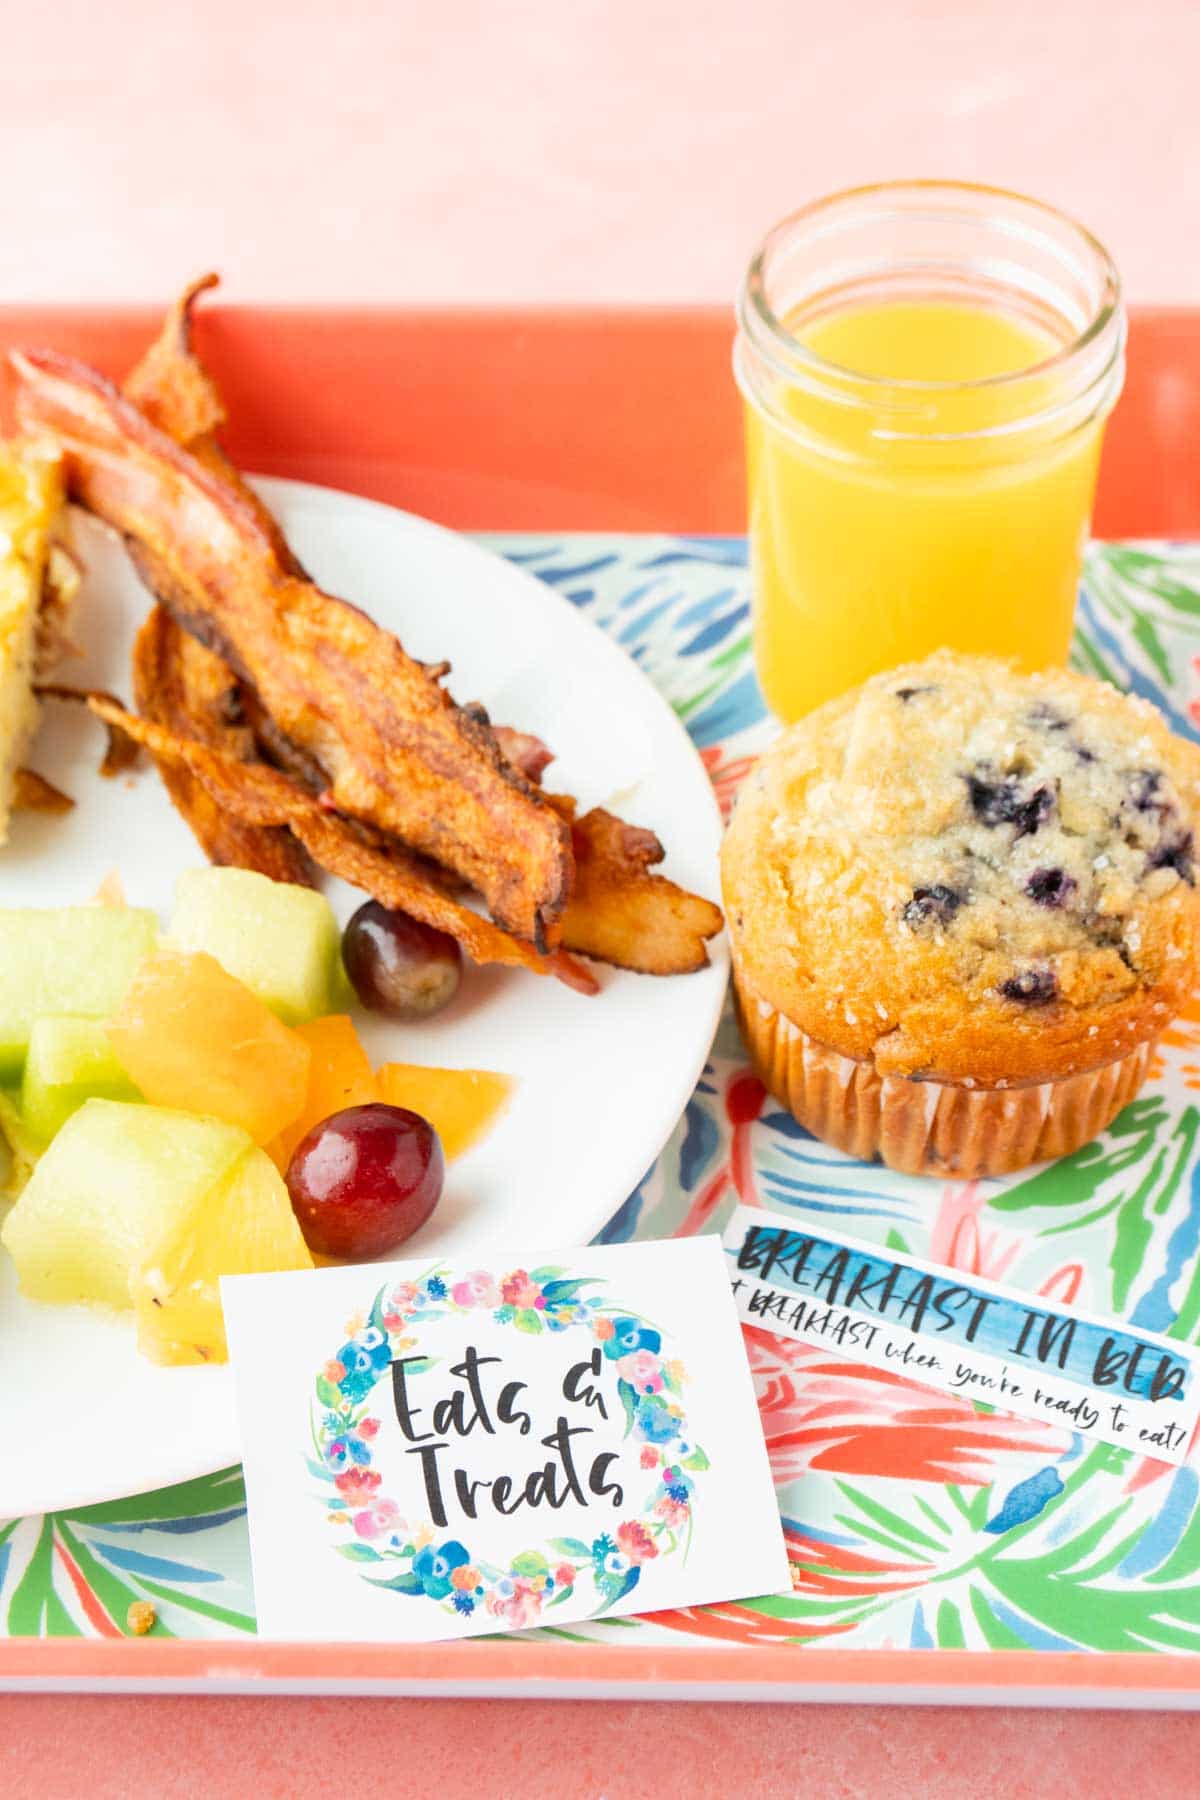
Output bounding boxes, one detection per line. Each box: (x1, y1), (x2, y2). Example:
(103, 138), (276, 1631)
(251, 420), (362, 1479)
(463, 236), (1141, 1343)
(734, 180), (1126, 721)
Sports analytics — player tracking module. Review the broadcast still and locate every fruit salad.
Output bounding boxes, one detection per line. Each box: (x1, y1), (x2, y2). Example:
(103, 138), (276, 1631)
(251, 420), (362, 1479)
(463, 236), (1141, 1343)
(0, 868), (513, 1366)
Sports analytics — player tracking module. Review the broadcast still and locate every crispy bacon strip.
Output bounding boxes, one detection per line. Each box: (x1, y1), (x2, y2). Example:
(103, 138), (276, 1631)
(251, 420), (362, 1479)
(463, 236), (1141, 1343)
(12, 348), (573, 949)
(492, 726), (554, 785)
(86, 696), (598, 996)
(12, 768), (73, 814)
(120, 278), (322, 883)
(123, 273), (226, 447)
(35, 683), (141, 776)
(39, 283), (721, 978)
(131, 607), (316, 886)
(559, 806), (724, 974)
(123, 273), (308, 574)
(120, 297), (565, 900)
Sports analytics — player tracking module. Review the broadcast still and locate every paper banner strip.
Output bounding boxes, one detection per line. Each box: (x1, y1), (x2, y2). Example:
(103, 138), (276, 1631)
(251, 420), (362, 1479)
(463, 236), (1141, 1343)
(721, 1205), (1200, 1465)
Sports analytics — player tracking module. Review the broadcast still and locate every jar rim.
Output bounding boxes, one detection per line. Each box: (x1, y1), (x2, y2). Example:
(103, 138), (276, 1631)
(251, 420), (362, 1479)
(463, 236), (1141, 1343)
(739, 178), (1124, 400)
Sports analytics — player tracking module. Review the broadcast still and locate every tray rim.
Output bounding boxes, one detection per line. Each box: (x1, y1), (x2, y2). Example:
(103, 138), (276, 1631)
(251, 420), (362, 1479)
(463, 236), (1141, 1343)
(3, 298), (1200, 1700)
(2, 1638), (1199, 1703)
(2, 301), (1198, 539)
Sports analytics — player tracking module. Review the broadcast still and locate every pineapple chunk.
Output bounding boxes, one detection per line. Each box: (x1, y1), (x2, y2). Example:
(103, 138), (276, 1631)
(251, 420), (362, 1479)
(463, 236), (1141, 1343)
(376, 1063), (513, 1161)
(1, 1099), (252, 1309)
(131, 1145), (312, 1364)
(107, 950), (310, 1144)
(0, 1086), (41, 1200)
(1, 1099), (313, 1365)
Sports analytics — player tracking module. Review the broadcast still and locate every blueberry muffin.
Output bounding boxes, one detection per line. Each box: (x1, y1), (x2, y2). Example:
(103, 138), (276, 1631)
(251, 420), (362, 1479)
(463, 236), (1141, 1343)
(722, 651), (1200, 1176)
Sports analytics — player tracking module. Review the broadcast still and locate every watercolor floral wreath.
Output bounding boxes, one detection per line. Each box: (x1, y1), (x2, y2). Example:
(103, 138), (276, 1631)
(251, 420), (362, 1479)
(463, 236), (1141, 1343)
(310, 1265), (710, 1626)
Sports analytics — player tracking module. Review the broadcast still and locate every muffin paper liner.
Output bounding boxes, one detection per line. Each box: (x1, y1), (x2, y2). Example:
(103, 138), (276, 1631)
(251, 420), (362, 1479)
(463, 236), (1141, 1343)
(732, 967), (1156, 1179)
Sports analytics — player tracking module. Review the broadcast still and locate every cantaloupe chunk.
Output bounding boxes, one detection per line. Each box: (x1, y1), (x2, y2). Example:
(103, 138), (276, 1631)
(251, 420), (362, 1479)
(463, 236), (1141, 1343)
(131, 1145), (313, 1364)
(107, 951), (310, 1144)
(267, 1013), (381, 1171)
(376, 1062), (512, 1161)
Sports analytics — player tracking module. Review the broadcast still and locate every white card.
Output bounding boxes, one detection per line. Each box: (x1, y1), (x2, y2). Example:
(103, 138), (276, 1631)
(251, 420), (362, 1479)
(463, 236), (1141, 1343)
(223, 1234), (791, 1641)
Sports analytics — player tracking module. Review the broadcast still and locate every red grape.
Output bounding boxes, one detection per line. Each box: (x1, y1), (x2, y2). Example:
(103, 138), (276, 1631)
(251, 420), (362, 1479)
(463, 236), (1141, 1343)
(342, 901), (462, 1018)
(285, 1102), (444, 1258)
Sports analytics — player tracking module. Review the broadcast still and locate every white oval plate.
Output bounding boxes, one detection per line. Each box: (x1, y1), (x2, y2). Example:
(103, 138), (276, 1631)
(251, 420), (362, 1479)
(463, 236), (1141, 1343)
(0, 480), (726, 1517)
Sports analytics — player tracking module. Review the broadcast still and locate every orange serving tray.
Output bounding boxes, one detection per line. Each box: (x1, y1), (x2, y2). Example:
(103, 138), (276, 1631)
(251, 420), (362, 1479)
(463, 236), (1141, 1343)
(2, 304), (1200, 1762)
(1, 304), (1198, 539)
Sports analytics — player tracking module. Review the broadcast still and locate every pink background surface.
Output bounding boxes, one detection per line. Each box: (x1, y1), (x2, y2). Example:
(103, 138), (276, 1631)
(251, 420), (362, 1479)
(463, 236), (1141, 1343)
(2, 0), (1197, 306)
(6, 2), (1200, 1790)
(3, 1695), (1200, 1797)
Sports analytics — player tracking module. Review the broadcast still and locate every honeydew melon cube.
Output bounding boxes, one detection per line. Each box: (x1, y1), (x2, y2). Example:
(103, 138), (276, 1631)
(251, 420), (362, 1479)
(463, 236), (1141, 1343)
(0, 907), (158, 1079)
(0, 1099), (252, 1310)
(167, 867), (344, 1025)
(20, 1015), (141, 1144)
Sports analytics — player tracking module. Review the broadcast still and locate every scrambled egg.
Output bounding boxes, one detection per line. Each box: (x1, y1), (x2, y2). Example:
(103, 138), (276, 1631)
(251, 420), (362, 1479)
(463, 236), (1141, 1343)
(0, 443), (75, 844)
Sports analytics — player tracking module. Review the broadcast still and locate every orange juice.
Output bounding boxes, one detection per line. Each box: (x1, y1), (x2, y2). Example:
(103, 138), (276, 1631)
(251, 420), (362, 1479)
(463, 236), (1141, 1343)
(744, 297), (1109, 720)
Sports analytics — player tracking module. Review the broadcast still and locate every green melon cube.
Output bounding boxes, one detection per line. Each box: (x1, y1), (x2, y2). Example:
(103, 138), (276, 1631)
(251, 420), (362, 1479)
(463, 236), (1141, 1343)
(167, 868), (344, 1024)
(0, 906), (158, 1079)
(0, 1099), (252, 1309)
(20, 1015), (141, 1144)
